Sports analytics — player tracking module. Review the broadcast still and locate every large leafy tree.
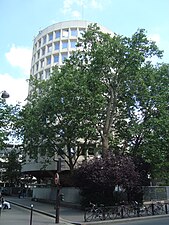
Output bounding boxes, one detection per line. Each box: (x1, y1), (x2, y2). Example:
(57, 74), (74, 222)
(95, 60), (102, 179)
(127, 63), (169, 182)
(19, 24), (168, 179)
(19, 73), (99, 172)
(69, 25), (163, 156)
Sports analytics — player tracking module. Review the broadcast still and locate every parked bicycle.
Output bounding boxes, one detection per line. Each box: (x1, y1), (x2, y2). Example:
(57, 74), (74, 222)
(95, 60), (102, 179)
(83, 200), (169, 222)
(84, 202), (104, 222)
(153, 201), (166, 215)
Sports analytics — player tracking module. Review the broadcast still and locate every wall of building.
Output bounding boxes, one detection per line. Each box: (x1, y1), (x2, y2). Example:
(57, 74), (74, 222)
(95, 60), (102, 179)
(32, 186), (81, 205)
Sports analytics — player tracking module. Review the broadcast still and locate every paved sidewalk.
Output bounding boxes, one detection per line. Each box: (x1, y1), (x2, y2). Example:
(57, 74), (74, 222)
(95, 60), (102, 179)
(5, 196), (169, 225)
(6, 196), (84, 225)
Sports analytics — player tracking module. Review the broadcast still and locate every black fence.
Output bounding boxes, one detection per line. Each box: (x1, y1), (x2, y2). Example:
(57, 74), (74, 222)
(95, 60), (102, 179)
(84, 201), (169, 222)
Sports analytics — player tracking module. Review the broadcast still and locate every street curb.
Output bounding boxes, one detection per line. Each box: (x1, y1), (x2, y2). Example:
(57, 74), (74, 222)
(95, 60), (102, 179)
(8, 200), (81, 225)
(8, 200), (169, 225)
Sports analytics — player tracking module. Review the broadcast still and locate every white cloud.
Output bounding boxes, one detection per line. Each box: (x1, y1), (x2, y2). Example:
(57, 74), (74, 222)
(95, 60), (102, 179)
(0, 73), (28, 105)
(62, 0), (104, 17)
(91, 0), (103, 9)
(148, 33), (160, 44)
(72, 10), (81, 18)
(5, 44), (32, 75)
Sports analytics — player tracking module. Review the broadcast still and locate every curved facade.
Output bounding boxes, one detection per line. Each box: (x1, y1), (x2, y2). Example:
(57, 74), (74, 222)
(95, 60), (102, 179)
(30, 20), (113, 81)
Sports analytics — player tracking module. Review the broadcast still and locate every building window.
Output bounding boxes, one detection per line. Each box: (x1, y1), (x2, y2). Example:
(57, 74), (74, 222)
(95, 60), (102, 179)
(39, 72), (43, 80)
(43, 36), (46, 44)
(71, 28), (77, 37)
(55, 30), (61, 39)
(54, 55), (59, 63)
(40, 59), (44, 68)
(70, 40), (77, 48)
(31, 66), (34, 75)
(47, 56), (51, 65)
(32, 54), (36, 63)
(79, 29), (85, 38)
(36, 63), (39, 71)
(38, 39), (41, 48)
(48, 33), (53, 41)
(37, 51), (40, 59)
(54, 42), (60, 50)
(34, 43), (37, 52)
(62, 41), (68, 49)
(45, 69), (50, 79)
(61, 53), (68, 62)
(62, 29), (69, 38)
(42, 47), (45, 56)
(47, 44), (52, 53)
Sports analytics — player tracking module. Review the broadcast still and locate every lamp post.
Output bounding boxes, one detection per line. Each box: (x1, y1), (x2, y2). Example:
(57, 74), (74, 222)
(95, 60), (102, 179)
(30, 204), (34, 225)
(55, 158), (61, 224)
(0, 90), (9, 186)
(1, 91), (10, 99)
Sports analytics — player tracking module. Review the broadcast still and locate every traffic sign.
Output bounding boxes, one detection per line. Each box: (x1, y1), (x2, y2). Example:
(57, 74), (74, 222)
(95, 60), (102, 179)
(55, 173), (60, 185)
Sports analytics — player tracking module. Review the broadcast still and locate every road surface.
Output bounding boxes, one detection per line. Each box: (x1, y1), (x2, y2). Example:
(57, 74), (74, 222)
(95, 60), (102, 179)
(0, 204), (57, 225)
(108, 216), (169, 225)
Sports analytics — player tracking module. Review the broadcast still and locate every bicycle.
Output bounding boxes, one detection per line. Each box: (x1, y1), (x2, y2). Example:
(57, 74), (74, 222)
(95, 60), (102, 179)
(105, 203), (131, 220)
(153, 201), (165, 215)
(139, 204), (152, 216)
(84, 202), (104, 222)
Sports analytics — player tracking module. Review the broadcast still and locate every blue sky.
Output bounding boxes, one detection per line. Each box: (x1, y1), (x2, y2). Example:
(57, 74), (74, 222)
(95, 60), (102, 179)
(0, 0), (169, 104)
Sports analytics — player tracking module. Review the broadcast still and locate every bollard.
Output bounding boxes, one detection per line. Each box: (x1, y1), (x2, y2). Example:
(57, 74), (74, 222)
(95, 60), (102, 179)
(0, 204), (2, 216)
(30, 204), (34, 225)
(121, 206), (124, 218)
(151, 202), (154, 215)
(55, 185), (61, 223)
(165, 203), (168, 214)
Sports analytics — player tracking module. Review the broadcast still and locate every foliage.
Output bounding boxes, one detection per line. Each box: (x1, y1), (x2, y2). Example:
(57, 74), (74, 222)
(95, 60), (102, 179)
(19, 73), (98, 172)
(71, 25), (163, 156)
(0, 99), (21, 149)
(73, 153), (150, 206)
(17, 24), (168, 181)
(3, 149), (22, 185)
(126, 63), (169, 180)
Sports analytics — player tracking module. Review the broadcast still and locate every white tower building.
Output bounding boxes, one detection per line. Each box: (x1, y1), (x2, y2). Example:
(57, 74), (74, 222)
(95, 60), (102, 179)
(30, 20), (112, 81)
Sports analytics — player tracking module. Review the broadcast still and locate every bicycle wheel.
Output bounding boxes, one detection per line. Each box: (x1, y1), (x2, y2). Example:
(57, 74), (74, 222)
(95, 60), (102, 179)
(95, 208), (103, 220)
(108, 206), (120, 220)
(122, 206), (131, 218)
(154, 204), (165, 215)
(124, 205), (135, 217)
(145, 205), (152, 216)
(84, 209), (94, 222)
(139, 205), (152, 216)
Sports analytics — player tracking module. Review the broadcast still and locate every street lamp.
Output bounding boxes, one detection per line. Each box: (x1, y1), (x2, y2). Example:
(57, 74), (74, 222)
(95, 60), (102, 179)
(1, 91), (10, 99)
(30, 204), (34, 225)
(55, 158), (61, 224)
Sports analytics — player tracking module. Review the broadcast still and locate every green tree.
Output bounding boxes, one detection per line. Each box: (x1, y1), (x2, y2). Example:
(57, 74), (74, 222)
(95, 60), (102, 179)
(0, 99), (11, 148)
(3, 149), (22, 185)
(69, 25), (163, 156)
(128, 63), (169, 182)
(19, 24), (168, 179)
(20, 72), (99, 173)
(0, 99), (20, 149)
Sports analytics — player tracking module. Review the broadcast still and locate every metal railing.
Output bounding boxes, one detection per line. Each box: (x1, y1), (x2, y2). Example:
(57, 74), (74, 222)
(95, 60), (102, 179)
(84, 201), (169, 222)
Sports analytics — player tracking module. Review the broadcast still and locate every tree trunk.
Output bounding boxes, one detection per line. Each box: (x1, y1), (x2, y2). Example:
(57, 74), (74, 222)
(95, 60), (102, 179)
(102, 135), (109, 157)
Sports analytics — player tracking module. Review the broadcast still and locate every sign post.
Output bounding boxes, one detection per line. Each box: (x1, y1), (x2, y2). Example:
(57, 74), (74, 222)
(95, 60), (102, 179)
(55, 159), (61, 224)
